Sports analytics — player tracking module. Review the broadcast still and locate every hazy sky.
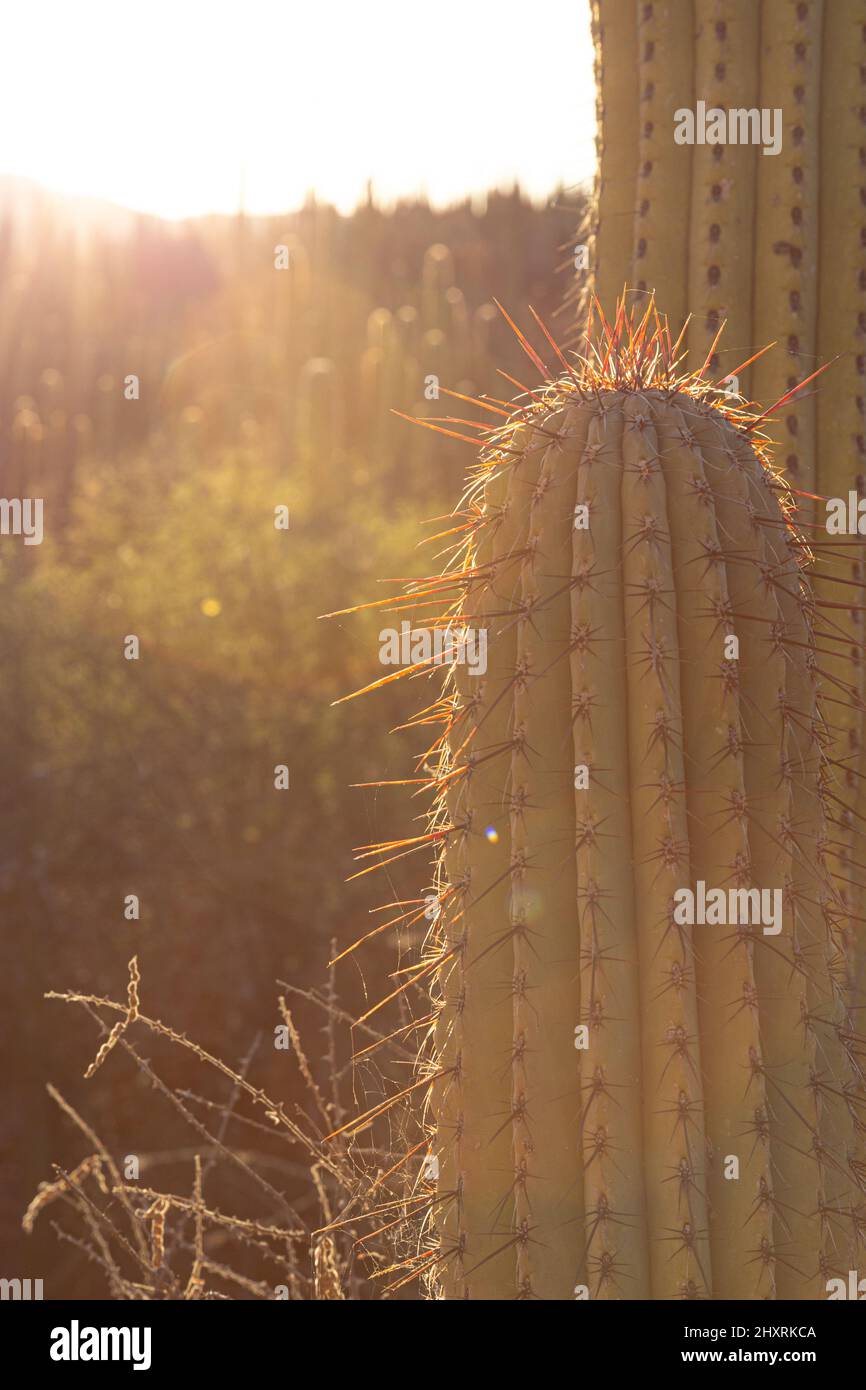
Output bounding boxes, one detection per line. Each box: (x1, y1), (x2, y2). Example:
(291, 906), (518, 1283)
(0, 1), (597, 218)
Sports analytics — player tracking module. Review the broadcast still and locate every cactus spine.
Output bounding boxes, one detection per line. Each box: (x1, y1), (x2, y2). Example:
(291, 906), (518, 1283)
(401, 315), (865, 1300)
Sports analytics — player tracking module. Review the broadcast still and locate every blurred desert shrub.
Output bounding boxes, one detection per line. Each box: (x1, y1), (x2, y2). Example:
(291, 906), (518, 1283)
(0, 180), (584, 1293)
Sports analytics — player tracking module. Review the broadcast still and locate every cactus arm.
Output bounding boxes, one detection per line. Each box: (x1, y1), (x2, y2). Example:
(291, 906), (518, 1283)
(752, 0), (823, 508)
(688, 1), (761, 386)
(633, 1), (695, 331)
(413, 315), (866, 1299)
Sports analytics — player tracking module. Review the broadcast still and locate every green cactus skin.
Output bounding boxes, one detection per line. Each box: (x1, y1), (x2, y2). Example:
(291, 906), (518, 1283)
(427, 368), (865, 1300)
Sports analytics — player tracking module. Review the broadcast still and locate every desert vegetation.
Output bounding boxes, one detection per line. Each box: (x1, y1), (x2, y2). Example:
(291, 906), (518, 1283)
(2, 181), (577, 1298)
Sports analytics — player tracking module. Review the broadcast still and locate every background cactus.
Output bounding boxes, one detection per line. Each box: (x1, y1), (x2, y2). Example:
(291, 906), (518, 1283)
(350, 307), (866, 1299)
(296, 355), (343, 470)
(578, 1), (864, 463)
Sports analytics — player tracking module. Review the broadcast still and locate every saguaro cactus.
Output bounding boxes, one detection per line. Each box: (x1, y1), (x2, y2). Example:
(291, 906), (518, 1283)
(577, 0), (866, 1064)
(345, 310), (865, 1300)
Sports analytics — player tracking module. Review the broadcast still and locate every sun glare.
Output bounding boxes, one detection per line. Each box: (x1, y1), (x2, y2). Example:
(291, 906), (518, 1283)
(0, 0), (596, 218)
